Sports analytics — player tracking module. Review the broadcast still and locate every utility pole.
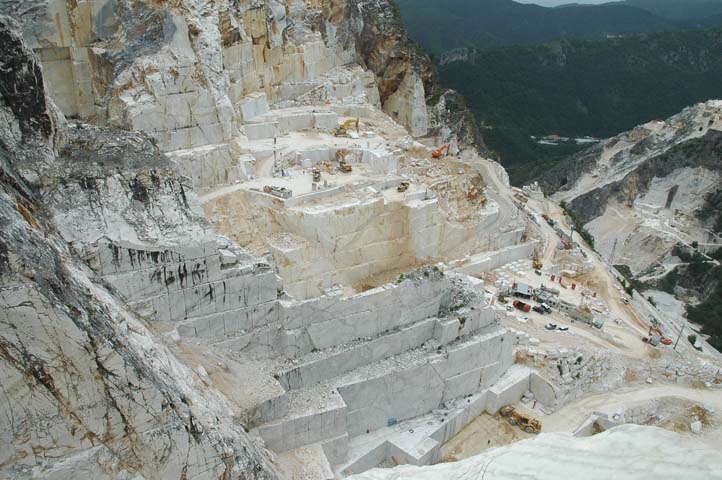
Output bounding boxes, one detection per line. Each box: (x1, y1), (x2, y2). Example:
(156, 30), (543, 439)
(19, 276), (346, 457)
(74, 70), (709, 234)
(673, 321), (685, 350)
(609, 238), (618, 265)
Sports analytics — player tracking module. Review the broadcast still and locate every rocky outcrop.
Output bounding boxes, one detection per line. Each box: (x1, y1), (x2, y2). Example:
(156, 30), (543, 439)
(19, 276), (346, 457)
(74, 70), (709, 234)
(0, 16), (279, 479)
(428, 89), (488, 154)
(567, 129), (722, 225)
(331, 0), (435, 136)
(541, 101), (722, 275)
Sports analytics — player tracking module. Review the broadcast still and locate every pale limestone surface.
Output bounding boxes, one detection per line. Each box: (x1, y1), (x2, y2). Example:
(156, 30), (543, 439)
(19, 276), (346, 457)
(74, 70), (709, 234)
(347, 425), (722, 480)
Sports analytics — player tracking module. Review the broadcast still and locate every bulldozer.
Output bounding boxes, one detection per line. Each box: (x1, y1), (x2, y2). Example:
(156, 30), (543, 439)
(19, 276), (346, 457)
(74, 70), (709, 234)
(397, 181), (410, 193)
(338, 161), (352, 173)
(500, 406), (542, 434)
(333, 118), (360, 137)
(432, 144), (451, 158)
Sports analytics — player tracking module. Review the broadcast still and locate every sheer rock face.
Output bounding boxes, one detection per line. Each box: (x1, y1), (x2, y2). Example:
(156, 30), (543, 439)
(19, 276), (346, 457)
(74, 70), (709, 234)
(7, 0), (435, 142)
(427, 89), (488, 155)
(330, 0), (435, 136)
(0, 16), (280, 480)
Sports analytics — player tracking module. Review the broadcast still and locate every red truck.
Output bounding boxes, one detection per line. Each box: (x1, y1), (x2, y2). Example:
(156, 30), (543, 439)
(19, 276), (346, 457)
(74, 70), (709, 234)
(513, 300), (531, 313)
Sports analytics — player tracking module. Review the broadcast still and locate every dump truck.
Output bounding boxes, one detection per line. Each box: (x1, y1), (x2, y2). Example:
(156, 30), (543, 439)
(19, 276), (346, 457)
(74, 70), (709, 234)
(513, 300), (531, 313)
(500, 406), (542, 434)
(312, 168), (321, 182)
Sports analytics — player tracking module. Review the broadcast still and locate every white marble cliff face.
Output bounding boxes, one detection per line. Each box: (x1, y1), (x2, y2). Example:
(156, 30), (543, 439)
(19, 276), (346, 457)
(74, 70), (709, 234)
(347, 425), (722, 480)
(0, 16), (280, 479)
(17, 0), (433, 152)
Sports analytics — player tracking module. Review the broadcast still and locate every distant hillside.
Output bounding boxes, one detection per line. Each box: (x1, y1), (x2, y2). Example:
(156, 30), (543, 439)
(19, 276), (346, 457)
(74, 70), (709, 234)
(396, 0), (673, 54)
(436, 27), (722, 184)
(623, 0), (722, 22)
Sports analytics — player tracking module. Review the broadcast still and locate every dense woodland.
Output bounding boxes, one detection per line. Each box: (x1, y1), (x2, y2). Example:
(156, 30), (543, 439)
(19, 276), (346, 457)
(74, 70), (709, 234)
(438, 28), (722, 184)
(396, 0), (722, 54)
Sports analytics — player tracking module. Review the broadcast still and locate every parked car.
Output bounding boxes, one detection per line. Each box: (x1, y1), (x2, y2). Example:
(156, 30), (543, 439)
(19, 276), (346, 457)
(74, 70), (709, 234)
(558, 326), (569, 332)
(545, 323), (558, 330)
(533, 306), (546, 314)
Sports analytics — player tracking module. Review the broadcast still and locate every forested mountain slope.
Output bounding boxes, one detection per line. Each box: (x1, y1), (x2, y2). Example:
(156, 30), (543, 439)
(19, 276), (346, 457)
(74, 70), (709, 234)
(437, 27), (722, 183)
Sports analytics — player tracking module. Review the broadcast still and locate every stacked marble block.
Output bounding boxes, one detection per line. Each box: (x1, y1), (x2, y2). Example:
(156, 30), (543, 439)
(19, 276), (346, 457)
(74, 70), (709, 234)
(88, 238), (279, 337)
(335, 367), (534, 477)
(455, 242), (538, 278)
(243, 107), (339, 140)
(165, 93), (271, 191)
(266, 191), (514, 300)
(251, 274), (514, 469)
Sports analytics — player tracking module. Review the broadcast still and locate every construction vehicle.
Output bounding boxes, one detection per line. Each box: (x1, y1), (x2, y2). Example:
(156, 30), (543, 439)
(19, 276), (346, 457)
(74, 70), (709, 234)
(397, 181), (410, 193)
(513, 193), (528, 204)
(338, 161), (352, 173)
(542, 213), (554, 226)
(432, 144), (451, 158)
(312, 168), (321, 182)
(642, 325), (673, 346)
(533, 249), (543, 270)
(263, 186), (292, 199)
(333, 118), (360, 137)
(500, 406), (542, 434)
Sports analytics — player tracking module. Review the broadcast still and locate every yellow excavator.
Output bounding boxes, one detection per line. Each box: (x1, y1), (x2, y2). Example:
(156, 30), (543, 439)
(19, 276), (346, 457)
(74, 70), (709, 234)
(533, 249), (543, 270)
(333, 118), (360, 137)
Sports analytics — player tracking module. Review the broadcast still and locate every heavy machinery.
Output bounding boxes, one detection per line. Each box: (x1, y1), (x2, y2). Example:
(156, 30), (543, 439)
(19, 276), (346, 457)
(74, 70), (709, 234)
(397, 181), (410, 193)
(333, 118), (360, 137)
(263, 186), (292, 199)
(642, 325), (673, 346)
(432, 144), (451, 158)
(533, 249), (543, 270)
(312, 168), (321, 182)
(500, 406), (542, 434)
(541, 214), (555, 227)
(338, 161), (352, 173)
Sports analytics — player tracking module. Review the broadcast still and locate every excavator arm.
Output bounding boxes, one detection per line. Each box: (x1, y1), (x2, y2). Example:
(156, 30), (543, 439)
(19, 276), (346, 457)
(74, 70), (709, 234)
(432, 144), (451, 158)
